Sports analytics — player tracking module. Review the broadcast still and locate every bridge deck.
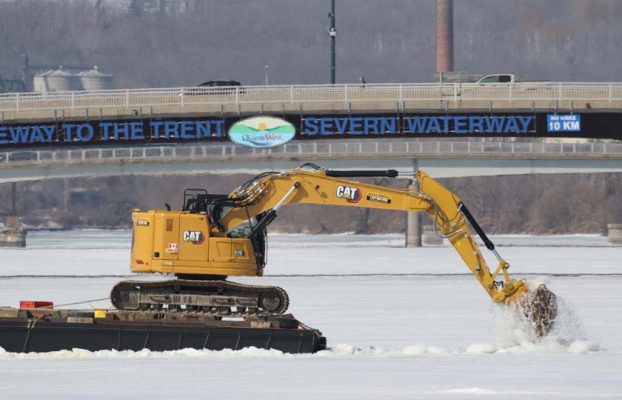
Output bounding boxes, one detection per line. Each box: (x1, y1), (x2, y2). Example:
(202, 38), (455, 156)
(1, 83), (622, 123)
(2, 138), (622, 182)
(2, 138), (622, 166)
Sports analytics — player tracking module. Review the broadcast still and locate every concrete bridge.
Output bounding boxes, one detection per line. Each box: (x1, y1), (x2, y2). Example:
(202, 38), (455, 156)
(1, 82), (621, 123)
(2, 82), (622, 246)
(3, 135), (622, 247)
(2, 138), (622, 183)
(0, 82), (621, 182)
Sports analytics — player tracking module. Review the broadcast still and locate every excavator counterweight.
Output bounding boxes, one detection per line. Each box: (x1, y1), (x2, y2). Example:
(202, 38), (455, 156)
(118, 164), (558, 337)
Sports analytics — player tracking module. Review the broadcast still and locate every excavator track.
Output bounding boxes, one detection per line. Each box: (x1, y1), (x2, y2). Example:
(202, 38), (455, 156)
(110, 280), (289, 317)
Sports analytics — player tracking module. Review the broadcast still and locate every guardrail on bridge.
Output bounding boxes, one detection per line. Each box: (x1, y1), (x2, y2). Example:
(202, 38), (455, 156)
(2, 139), (622, 167)
(1, 82), (622, 115)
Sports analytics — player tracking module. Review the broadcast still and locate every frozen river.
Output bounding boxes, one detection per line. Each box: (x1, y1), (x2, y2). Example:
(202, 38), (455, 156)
(0, 231), (620, 399)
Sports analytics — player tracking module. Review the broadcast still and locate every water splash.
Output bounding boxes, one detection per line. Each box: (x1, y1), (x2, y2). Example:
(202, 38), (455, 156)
(488, 278), (600, 354)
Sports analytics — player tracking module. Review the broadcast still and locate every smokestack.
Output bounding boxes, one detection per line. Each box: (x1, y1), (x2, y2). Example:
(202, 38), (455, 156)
(436, 0), (454, 73)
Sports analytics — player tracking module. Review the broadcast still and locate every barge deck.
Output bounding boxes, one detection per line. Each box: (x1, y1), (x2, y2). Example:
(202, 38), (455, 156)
(0, 307), (326, 354)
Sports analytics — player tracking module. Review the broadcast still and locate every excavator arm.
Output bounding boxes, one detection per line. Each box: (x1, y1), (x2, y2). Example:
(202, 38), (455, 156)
(216, 164), (557, 335)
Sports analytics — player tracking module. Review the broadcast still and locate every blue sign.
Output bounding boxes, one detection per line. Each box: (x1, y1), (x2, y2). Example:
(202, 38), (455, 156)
(547, 114), (581, 132)
(2, 111), (614, 148)
(0, 119), (225, 146)
(302, 115), (535, 136)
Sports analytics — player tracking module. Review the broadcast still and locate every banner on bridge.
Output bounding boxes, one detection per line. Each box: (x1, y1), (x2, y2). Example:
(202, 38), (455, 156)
(0, 111), (617, 148)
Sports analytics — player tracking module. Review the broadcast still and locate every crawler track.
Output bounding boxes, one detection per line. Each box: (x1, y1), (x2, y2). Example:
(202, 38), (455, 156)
(110, 279), (289, 316)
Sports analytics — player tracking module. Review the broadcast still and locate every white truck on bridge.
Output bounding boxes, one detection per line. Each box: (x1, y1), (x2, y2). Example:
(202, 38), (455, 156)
(437, 72), (529, 84)
(475, 73), (516, 84)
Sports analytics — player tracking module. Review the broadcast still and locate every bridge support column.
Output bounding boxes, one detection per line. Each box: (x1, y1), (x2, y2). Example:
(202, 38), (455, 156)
(1, 183), (26, 248)
(422, 225), (443, 246)
(607, 224), (622, 245)
(405, 180), (422, 247)
(406, 211), (422, 247)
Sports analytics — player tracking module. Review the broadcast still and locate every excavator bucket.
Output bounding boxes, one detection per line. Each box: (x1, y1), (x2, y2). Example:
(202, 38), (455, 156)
(516, 284), (558, 337)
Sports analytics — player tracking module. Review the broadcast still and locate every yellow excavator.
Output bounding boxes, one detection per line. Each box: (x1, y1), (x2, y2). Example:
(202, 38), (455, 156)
(112, 163), (557, 336)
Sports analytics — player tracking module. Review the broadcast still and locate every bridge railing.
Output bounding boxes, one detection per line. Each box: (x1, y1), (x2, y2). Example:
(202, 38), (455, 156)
(2, 139), (622, 166)
(1, 82), (622, 113)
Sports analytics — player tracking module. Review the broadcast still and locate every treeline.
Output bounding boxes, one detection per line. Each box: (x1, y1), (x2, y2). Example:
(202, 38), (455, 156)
(0, 0), (621, 88)
(3, 172), (620, 234)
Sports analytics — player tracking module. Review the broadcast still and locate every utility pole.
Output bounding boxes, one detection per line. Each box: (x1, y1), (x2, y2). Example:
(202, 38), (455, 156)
(328, 0), (336, 84)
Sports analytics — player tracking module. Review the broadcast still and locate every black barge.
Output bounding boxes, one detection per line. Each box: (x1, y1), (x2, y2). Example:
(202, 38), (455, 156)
(0, 307), (326, 354)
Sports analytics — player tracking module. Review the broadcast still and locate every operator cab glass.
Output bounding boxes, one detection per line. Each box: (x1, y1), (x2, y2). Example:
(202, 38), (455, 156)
(182, 189), (229, 214)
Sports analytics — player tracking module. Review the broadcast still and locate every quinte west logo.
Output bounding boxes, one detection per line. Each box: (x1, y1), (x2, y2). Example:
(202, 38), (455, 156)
(336, 185), (361, 203)
(183, 231), (205, 245)
(228, 116), (296, 148)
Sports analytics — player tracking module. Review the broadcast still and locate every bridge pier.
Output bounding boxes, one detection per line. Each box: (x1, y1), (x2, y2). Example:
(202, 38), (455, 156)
(405, 211), (422, 247)
(1, 183), (26, 248)
(1, 216), (26, 247)
(607, 224), (622, 245)
(422, 225), (443, 246)
(405, 180), (422, 247)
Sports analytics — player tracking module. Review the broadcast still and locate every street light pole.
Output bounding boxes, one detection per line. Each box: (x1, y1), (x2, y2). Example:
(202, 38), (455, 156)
(264, 65), (269, 85)
(328, 0), (336, 84)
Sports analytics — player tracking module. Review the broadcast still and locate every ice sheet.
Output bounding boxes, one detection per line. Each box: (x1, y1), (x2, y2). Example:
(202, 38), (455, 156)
(2, 231), (621, 276)
(0, 231), (620, 399)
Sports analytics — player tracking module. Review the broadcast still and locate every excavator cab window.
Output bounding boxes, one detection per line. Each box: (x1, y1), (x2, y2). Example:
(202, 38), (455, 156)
(183, 189), (231, 216)
(183, 189), (209, 213)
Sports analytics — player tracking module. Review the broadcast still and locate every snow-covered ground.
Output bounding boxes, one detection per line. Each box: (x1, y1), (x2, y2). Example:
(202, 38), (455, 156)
(0, 231), (620, 399)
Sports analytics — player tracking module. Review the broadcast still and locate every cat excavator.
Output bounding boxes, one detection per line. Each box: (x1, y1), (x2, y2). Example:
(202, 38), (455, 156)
(111, 163), (558, 336)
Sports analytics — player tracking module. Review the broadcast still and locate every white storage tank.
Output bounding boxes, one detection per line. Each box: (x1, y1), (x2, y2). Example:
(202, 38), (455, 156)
(34, 67), (81, 93)
(46, 67), (80, 92)
(33, 70), (53, 93)
(79, 66), (114, 91)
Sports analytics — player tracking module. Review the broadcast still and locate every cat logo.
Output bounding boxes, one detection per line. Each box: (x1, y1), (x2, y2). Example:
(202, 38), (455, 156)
(183, 231), (204, 244)
(336, 185), (361, 203)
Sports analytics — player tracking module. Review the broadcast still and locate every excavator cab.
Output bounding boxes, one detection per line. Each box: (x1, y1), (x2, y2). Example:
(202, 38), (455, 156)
(183, 189), (208, 213)
(182, 189), (230, 214)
